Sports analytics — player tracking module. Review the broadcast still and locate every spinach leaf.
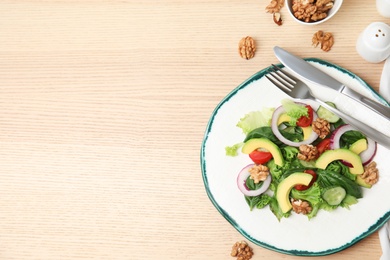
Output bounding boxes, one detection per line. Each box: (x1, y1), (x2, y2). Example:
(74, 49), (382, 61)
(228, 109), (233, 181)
(326, 160), (356, 181)
(340, 130), (365, 148)
(317, 169), (362, 198)
(256, 194), (272, 209)
(245, 194), (272, 211)
(245, 176), (264, 190)
(269, 196), (291, 221)
(279, 125), (304, 142)
(244, 126), (282, 145)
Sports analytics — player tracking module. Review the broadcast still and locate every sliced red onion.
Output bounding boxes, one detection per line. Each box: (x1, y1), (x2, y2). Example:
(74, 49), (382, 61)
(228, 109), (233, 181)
(330, 124), (377, 166)
(237, 164), (272, 197)
(271, 105), (318, 147)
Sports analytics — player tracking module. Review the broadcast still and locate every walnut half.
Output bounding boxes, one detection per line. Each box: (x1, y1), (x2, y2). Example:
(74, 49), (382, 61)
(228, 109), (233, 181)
(360, 161), (379, 185)
(291, 198), (312, 215)
(312, 30), (334, 52)
(249, 165), (269, 184)
(265, 0), (284, 14)
(231, 241), (254, 260)
(297, 144), (318, 161)
(312, 117), (330, 138)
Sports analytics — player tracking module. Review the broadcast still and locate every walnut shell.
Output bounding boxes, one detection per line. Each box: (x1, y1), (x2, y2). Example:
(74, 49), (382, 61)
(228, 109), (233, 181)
(238, 36), (256, 60)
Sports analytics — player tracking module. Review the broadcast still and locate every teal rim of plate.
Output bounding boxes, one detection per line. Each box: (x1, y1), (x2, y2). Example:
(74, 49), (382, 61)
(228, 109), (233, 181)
(200, 58), (390, 256)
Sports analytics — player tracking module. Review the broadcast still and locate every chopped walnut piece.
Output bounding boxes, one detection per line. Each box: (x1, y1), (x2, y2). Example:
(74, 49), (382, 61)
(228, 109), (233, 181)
(231, 241), (254, 260)
(298, 144), (319, 161)
(238, 36), (256, 60)
(249, 165), (269, 184)
(312, 117), (330, 139)
(291, 198), (312, 214)
(265, 0), (284, 14)
(273, 12), (283, 26)
(311, 12), (327, 21)
(317, 2), (334, 12)
(315, 0), (333, 6)
(360, 161), (379, 185)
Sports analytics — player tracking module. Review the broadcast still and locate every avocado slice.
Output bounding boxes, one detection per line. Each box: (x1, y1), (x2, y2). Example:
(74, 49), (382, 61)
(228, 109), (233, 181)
(276, 172), (313, 213)
(316, 148), (364, 175)
(349, 139), (368, 154)
(242, 138), (284, 166)
(356, 174), (372, 188)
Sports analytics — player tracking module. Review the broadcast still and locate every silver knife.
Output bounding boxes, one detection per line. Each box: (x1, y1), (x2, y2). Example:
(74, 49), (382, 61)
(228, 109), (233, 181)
(274, 46), (390, 120)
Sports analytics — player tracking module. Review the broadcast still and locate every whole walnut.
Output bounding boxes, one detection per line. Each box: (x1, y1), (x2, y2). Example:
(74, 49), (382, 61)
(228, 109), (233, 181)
(238, 36), (256, 60)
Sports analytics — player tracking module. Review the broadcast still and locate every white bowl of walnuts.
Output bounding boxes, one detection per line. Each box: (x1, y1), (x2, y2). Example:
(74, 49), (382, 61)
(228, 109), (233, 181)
(286, 0), (343, 25)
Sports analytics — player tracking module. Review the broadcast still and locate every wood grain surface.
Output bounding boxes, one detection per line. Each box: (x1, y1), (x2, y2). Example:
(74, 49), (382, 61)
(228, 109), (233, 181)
(0, 1), (389, 259)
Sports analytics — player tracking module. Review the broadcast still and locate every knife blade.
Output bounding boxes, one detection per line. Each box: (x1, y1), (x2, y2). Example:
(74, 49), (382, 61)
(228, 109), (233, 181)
(273, 46), (390, 120)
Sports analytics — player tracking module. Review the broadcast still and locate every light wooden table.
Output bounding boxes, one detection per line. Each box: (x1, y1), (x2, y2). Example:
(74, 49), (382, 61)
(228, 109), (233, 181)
(0, 1), (389, 259)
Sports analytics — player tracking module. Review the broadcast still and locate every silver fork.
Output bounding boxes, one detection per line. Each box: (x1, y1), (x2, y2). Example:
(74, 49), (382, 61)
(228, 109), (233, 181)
(265, 64), (390, 150)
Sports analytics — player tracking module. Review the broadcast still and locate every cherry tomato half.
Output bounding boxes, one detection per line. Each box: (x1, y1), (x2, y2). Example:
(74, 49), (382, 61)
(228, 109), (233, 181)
(296, 105), (314, 127)
(294, 169), (318, 191)
(249, 150), (273, 165)
(316, 138), (331, 155)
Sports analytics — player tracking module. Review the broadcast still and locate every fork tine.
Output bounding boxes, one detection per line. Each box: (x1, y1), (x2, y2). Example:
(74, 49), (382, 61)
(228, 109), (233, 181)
(267, 68), (294, 90)
(265, 74), (292, 94)
(271, 64), (297, 85)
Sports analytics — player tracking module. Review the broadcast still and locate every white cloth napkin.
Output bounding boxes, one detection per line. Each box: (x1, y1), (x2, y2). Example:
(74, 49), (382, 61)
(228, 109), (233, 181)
(380, 221), (390, 259)
(379, 58), (390, 104)
(379, 57), (390, 260)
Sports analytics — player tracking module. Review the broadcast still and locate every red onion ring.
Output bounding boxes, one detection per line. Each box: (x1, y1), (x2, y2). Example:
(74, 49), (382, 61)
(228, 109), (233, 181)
(330, 124), (377, 166)
(237, 164), (272, 196)
(271, 105), (318, 147)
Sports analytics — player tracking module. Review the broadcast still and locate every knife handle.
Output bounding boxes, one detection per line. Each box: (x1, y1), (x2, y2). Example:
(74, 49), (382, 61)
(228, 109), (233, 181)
(314, 98), (390, 150)
(341, 86), (390, 119)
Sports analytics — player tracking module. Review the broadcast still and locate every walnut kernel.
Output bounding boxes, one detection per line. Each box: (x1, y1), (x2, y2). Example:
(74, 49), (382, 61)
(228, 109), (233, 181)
(266, 0), (284, 13)
(312, 30), (334, 51)
(360, 161), (379, 185)
(273, 12), (283, 26)
(321, 32), (334, 52)
(292, 0), (334, 23)
(238, 36), (256, 60)
(297, 144), (319, 161)
(249, 165), (269, 184)
(312, 30), (324, 47)
(291, 198), (312, 214)
(231, 241), (253, 260)
(312, 117), (330, 138)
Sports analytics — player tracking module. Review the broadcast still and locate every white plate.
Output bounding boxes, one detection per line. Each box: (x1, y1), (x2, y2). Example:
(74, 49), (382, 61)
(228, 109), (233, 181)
(201, 59), (390, 256)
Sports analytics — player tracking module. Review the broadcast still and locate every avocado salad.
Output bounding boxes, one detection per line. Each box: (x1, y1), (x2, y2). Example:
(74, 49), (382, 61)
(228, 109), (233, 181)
(226, 99), (379, 221)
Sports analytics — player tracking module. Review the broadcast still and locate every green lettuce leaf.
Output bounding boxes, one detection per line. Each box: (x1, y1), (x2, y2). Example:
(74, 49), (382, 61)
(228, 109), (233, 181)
(281, 99), (308, 126)
(225, 142), (243, 156)
(236, 108), (274, 135)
